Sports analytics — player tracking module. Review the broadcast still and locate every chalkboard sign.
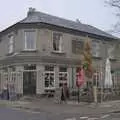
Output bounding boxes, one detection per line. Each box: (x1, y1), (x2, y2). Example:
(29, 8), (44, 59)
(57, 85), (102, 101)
(54, 88), (61, 104)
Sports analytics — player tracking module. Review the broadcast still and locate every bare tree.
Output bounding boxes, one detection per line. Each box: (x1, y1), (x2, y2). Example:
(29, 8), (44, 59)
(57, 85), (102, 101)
(106, 0), (120, 34)
(106, 0), (120, 8)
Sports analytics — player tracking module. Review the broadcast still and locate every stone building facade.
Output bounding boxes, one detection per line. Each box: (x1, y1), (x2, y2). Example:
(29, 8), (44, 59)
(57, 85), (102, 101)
(0, 8), (120, 96)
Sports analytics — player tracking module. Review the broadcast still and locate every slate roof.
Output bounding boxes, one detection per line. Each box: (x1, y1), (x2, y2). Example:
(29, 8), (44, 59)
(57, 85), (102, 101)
(19, 11), (118, 39)
(0, 10), (118, 40)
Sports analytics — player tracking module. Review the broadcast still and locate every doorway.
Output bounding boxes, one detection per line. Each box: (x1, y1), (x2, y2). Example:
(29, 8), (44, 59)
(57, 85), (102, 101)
(23, 64), (36, 95)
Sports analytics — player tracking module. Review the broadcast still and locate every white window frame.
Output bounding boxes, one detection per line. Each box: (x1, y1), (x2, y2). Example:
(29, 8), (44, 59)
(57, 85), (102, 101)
(52, 32), (63, 53)
(24, 30), (36, 51)
(8, 35), (14, 54)
(59, 72), (68, 87)
(44, 69), (55, 90)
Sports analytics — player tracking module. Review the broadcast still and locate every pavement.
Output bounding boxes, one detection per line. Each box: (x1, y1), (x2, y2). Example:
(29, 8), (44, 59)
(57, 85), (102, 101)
(1, 97), (120, 116)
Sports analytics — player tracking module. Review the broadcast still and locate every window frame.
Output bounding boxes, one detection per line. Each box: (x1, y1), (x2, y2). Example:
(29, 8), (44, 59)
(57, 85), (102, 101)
(52, 32), (63, 53)
(108, 44), (115, 59)
(59, 67), (68, 87)
(8, 35), (14, 54)
(44, 66), (55, 90)
(24, 30), (36, 51)
(72, 39), (84, 54)
(91, 40), (100, 57)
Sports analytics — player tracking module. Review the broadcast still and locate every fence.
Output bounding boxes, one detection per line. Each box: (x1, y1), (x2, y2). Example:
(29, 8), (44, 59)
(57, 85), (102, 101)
(0, 71), (22, 100)
(69, 65), (120, 103)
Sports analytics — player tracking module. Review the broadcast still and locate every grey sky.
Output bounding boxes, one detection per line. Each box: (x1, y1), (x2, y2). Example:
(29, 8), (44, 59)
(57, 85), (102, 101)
(0, 0), (117, 35)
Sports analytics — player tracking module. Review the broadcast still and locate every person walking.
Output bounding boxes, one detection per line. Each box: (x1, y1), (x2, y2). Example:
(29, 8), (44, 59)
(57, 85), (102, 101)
(61, 85), (66, 103)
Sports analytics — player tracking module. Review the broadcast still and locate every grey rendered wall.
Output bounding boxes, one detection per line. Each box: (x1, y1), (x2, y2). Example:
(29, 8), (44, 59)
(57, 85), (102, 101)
(15, 29), (24, 52)
(1, 27), (119, 64)
(37, 29), (87, 60)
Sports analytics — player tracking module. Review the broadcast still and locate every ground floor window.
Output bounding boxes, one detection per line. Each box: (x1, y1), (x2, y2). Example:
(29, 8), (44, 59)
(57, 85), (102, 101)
(44, 66), (55, 89)
(59, 67), (68, 87)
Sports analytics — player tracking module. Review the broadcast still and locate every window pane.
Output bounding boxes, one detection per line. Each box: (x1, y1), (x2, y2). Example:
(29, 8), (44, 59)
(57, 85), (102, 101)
(8, 35), (14, 53)
(44, 66), (55, 88)
(108, 45), (114, 58)
(59, 67), (68, 87)
(53, 32), (62, 51)
(25, 31), (36, 50)
(92, 41), (100, 57)
(72, 40), (84, 54)
(45, 66), (54, 71)
(59, 67), (67, 72)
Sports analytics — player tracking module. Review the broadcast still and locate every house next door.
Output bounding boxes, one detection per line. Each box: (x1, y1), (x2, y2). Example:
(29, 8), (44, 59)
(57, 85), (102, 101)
(23, 70), (36, 95)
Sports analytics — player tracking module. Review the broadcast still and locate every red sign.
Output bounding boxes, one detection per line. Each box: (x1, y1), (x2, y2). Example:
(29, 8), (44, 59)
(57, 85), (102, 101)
(76, 68), (85, 87)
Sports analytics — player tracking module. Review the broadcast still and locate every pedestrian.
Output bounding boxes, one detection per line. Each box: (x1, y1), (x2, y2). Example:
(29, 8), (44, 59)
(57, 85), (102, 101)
(64, 83), (69, 100)
(61, 83), (68, 103)
(61, 86), (66, 103)
(6, 83), (9, 100)
(3, 83), (8, 100)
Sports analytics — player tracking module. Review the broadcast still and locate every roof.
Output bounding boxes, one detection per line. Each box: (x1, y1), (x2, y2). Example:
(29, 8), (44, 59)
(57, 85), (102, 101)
(0, 9), (119, 40)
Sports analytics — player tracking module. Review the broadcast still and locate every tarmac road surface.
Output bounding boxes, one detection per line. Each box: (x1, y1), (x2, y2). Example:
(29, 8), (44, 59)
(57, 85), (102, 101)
(0, 106), (120, 120)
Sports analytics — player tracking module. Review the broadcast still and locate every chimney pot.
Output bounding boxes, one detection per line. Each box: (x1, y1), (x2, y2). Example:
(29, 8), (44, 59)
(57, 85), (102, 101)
(27, 7), (36, 16)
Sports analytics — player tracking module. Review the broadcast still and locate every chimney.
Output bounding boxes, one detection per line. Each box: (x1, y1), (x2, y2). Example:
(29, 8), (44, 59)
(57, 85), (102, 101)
(27, 7), (36, 16)
(76, 19), (81, 23)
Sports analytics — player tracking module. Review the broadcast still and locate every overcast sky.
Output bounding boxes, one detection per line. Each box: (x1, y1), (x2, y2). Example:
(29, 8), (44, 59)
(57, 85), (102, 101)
(0, 0), (117, 35)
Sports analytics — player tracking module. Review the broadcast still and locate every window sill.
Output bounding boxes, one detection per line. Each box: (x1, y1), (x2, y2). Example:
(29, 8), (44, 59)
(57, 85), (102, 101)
(44, 87), (55, 90)
(109, 58), (117, 61)
(22, 49), (38, 52)
(51, 51), (65, 54)
(92, 56), (102, 59)
(6, 52), (14, 56)
(23, 49), (37, 51)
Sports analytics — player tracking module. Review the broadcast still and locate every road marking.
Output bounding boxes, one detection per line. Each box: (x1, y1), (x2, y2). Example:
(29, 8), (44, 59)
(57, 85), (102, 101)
(11, 107), (21, 111)
(88, 118), (98, 120)
(101, 114), (110, 119)
(80, 116), (89, 119)
(24, 109), (41, 114)
(12, 107), (40, 114)
(65, 118), (76, 120)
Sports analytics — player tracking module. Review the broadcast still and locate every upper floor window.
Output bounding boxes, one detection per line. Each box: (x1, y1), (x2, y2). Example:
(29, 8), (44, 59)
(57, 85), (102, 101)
(24, 31), (36, 50)
(8, 35), (14, 54)
(108, 44), (115, 59)
(52, 32), (63, 52)
(72, 39), (84, 54)
(91, 41), (100, 57)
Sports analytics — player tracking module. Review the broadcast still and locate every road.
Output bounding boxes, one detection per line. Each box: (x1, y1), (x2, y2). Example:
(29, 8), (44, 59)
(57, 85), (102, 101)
(0, 106), (120, 120)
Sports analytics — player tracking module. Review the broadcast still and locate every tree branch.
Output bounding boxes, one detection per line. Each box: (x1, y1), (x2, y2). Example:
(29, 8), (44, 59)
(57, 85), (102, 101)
(106, 0), (120, 9)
